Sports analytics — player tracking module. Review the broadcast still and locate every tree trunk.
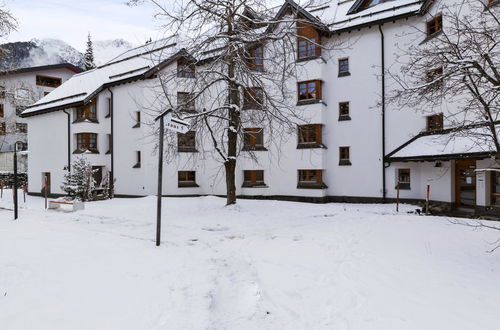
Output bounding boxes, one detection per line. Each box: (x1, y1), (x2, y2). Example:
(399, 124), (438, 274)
(224, 159), (236, 205)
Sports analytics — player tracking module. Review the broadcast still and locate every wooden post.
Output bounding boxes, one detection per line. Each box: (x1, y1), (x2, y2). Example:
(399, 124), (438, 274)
(396, 184), (400, 212)
(425, 184), (430, 215)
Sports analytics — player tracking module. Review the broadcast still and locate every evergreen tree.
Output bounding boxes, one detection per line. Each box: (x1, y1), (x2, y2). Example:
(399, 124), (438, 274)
(61, 157), (95, 201)
(84, 33), (96, 71)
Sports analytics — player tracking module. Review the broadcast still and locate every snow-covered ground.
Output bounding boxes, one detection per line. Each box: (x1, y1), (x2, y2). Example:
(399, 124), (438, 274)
(1, 192), (499, 330)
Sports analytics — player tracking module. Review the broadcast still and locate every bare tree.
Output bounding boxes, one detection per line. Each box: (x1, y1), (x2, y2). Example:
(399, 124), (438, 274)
(0, 4), (17, 58)
(129, 0), (342, 205)
(388, 0), (500, 157)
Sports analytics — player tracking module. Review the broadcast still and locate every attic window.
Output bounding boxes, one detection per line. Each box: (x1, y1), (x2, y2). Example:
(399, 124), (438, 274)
(297, 22), (321, 60)
(177, 58), (195, 78)
(36, 75), (62, 88)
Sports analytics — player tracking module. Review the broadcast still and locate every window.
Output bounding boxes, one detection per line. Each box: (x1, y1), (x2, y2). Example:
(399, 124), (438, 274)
(36, 75), (62, 88)
(0, 104), (3, 117)
(397, 169), (411, 190)
(491, 172), (500, 206)
(243, 128), (265, 150)
(426, 113), (443, 131)
(76, 133), (98, 153)
(298, 124), (323, 148)
(133, 151), (141, 168)
(75, 98), (97, 122)
(360, 0), (393, 10)
(338, 58), (350, 77)
(15, 123), (27, 134)
(178, 131), (197, 152)
(339, 102), (350, 121)
(297, 169), (327, 189)
(426, 67), (443, 88)
(0, 122), (5, 135)
(178, 171), (198, 187)
(0, 86), (5, 98)
(297, 22), (321, 59)
(243, 87), (264, 110)
(106, 134), (111, 154)
(242, 170), (266, 187)
(297, 80), (321, 103)
(106, 98), (111, 118)
(426, 15), (442, 37)
(177, 92), (196, 112)
(339, 146), (351, 166)
(177, 58), (195, 78)
(132, 111), (140, 128)
(247, 45), (264, 72)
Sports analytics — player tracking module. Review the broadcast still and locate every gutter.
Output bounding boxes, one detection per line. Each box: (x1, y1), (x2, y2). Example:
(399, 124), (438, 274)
(379, 24), (387, 202)
(62, 110), (71, 172)
(108, 88), (115, 197)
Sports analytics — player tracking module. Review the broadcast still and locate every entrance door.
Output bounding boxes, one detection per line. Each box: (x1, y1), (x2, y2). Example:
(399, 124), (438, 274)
(455, 160), (476, 209)
(41, 172), (51, 196)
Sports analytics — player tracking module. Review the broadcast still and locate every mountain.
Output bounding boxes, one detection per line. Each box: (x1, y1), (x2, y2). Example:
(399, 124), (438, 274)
(0, 38), (135, 71)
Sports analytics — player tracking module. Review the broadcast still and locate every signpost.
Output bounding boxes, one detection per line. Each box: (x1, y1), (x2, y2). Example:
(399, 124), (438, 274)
(154, 109), (190, 246)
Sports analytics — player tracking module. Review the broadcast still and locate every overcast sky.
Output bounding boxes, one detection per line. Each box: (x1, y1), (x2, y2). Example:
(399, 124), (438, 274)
(4, 0), (163, 51)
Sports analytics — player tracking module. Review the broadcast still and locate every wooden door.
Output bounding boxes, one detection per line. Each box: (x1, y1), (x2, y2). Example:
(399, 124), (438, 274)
(455, 160), (476, 209)
(41, 172), (51, 196)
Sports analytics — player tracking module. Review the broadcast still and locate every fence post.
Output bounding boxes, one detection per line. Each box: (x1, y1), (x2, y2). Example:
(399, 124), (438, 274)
(425, 184), (430, 215)
(396, 184), (400, 212)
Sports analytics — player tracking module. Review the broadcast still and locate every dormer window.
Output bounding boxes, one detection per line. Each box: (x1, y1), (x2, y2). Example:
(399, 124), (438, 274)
(75, 98), (98, 123)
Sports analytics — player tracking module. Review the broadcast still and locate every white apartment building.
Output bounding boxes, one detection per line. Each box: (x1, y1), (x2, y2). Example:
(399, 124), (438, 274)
(20, 0), (500, 215)
(0, 64), (81, 172)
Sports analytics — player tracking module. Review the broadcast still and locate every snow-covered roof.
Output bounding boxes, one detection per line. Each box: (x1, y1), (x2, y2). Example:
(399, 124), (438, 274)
(21, 38), (181, 117)
(386, 124), (500, 162)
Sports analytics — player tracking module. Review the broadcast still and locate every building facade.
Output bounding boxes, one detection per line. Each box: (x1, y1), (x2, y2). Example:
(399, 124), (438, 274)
(0, 64), (81, 172)
(21, 0), (500, 215)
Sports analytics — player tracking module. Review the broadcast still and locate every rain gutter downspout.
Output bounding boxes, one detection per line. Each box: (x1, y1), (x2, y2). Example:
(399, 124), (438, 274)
(62, 110), (71, 172)
(379, 24), (387, 202)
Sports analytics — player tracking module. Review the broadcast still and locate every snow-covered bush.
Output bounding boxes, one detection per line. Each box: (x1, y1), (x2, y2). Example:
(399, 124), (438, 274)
(61, 156), (95, 201)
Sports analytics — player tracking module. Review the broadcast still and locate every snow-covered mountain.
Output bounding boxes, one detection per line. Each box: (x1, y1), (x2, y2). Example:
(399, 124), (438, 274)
(0, 38), (135, 71)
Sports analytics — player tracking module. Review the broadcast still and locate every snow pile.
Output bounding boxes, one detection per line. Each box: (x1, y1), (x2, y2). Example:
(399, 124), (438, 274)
(0, 194), (499, 329)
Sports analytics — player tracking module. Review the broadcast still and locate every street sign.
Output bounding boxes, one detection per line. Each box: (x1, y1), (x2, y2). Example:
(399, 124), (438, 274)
(165, 117), (191, 134)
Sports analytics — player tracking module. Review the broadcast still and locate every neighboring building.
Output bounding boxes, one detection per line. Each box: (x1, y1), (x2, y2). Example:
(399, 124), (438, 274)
(0, 64), (81, 172)
(20, 0), (500, 215)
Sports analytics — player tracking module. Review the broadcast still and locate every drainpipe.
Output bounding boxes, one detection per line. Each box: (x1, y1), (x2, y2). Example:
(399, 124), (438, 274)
(379, 24), (387, 202)
(62, 110), (71, 172)
(107, 88), (114, 197)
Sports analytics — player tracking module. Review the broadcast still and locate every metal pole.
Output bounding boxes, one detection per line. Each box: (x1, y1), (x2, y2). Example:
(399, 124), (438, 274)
(13, 149), (18, 220)
(156, 117), (164, 246)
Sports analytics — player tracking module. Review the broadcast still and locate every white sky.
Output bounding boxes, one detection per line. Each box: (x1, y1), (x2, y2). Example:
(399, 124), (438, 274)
(3, 0), (165, 51)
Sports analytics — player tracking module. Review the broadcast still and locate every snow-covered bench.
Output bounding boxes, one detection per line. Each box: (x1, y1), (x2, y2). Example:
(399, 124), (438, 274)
(48, 200), (85, 212)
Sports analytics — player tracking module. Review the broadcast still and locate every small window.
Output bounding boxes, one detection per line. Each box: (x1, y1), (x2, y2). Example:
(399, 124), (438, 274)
(132, 111), (141, 128)
(298, 124), (323, 148)
(339, 146), (351, 166)
(133, 151), (141, 168)
(15, 123), (27, 134)
(0, 104), (4, 117)
(247, 45), (264, 72)
(0, 86), (5, 98)
(297, 169), (327, 189)
(178, 171), (198, 187)
(106, 134), (111, 154)
(243, 128), (265, 150)
(491, 172), (500, 206)
(339, 102), (350, 121)
(426, 113), (443, 131)
(178, 131), (196, 152)
(105, 98), (111, 118)
(297, 22), (321, 59)
(177, 92), (196, 112)
(177, 58), (195, 78)
(36, 75), (62, 88)
(243, 87), (264, 110)
(76, 133), (98, 153)
(75, 98), (98, 122)
(297, 80), (321, 103)
(242, 170), (266, 187)
(0, 122), (5, 135)
(426, 15), (443, 37)
(397, 169), (411, 190)
(338, 58), (350, 76)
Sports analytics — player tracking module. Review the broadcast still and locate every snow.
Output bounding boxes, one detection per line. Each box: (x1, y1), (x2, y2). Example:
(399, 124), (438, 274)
(388, 125), (500, 159)
(1, 192), (500, 329)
